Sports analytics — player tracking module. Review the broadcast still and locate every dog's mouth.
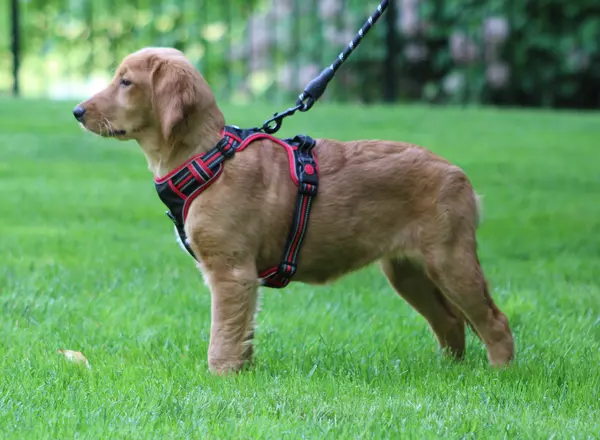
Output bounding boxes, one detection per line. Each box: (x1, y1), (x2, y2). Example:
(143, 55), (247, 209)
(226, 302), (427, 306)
(97, 120), (126, 137)
(80, 120), (127, 138)
(105, 129), (127, 137)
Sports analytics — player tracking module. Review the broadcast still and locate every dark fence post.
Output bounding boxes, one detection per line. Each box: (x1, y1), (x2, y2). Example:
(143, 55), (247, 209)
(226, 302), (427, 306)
(10, 0), (21, 96)
(383, 0), (397, 102)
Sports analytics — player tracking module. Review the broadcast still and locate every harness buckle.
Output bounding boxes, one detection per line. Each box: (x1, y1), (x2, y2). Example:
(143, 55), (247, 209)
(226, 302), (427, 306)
(296, 153), (319, 196)
(165, 210), (177, 224)
(278, 262), (297, 277)
(298, 182), (318, 196)
(215, 138), (235, 159)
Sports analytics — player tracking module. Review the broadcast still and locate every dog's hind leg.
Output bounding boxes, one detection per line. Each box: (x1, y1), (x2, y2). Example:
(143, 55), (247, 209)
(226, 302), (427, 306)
(381, 258), (466, 360)
(423, 241), (514, 367)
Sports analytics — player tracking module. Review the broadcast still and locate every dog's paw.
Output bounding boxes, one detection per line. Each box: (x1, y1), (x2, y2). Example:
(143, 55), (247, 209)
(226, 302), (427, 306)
(208, 357), (251, 375)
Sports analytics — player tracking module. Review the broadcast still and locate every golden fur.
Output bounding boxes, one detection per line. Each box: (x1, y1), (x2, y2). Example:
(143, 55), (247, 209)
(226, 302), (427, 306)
(76, 47), (514, 374)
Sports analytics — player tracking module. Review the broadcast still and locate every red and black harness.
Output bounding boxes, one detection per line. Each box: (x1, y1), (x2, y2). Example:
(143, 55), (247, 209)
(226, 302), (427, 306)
(155, 125), (318, 288)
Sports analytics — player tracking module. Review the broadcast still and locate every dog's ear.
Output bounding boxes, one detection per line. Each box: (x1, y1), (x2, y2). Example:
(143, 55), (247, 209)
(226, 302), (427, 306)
(150, 59), (198, 141)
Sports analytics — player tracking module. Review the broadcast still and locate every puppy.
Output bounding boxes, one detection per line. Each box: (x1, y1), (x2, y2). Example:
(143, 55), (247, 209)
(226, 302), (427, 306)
(74, 47), (514, 374)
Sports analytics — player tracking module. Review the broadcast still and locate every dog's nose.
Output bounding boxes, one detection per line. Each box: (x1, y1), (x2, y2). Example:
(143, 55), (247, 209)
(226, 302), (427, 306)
(73, 105), (86, 122)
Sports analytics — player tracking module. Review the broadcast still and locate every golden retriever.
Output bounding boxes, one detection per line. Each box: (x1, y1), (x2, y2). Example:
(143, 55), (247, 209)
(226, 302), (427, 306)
(74, 47), (514, 374)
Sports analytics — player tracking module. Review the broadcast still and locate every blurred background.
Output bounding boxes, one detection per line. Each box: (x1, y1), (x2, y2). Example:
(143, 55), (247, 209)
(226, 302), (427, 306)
(2, 0), (600, 108)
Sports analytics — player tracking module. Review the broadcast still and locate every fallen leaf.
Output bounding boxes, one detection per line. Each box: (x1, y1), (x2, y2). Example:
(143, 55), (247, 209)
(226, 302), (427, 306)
(57, 349), (92, 370)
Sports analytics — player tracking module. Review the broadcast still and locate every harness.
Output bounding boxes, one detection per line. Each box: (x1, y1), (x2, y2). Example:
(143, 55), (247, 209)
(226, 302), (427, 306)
(155, 125), (319, 289)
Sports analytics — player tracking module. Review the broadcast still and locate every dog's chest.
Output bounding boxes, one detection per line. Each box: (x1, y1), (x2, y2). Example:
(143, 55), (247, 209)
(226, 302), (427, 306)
(154, 125), (319, 289)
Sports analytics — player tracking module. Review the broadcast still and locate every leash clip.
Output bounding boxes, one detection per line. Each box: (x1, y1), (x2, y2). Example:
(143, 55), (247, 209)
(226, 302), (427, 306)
(262, 113), (284, 134)
(261, 103), (304, 135)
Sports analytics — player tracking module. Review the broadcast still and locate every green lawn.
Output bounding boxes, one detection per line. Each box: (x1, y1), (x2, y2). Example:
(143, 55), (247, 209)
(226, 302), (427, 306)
(1, 98), (599, 438)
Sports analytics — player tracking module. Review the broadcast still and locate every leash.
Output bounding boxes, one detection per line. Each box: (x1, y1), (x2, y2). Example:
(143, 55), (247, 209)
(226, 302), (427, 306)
(260, 0), (390, 134)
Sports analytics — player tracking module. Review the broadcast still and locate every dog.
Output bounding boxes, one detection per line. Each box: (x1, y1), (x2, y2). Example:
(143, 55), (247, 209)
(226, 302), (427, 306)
(74, 47), (514, 374)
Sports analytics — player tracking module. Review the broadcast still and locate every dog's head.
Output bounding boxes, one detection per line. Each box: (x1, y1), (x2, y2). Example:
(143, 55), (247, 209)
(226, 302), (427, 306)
(74, 47), (216, 143)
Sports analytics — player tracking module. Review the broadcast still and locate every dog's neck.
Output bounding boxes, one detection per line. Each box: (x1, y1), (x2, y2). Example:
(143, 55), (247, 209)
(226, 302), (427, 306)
(136, 107), (225, 178)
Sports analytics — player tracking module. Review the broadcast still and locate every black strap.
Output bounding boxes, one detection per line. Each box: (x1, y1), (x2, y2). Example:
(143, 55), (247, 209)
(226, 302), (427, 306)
(260, 136), (318, 288)
(168, 211), (198, 259)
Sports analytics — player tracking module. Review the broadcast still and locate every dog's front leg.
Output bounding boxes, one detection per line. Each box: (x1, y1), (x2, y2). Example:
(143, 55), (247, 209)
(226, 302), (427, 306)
(204, 263), (259, 375)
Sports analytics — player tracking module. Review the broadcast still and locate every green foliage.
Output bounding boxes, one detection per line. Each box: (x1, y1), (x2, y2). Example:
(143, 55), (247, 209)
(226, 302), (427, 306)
(4, 0), (600, 107)
(500, 0), (600, 107)
(12, 0), (259, 97)
(353, 0), (600, 108)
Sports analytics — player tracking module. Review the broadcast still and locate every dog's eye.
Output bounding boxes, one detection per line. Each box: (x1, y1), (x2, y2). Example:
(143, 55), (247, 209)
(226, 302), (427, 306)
(120, 78), (132, 87)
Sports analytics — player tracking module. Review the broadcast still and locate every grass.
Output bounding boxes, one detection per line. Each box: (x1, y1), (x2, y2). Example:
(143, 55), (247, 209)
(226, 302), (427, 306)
(1, 98), (599, 439)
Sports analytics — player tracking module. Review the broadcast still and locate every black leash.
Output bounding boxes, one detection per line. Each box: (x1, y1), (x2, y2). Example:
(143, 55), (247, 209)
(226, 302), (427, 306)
(261, 0), (390, 134)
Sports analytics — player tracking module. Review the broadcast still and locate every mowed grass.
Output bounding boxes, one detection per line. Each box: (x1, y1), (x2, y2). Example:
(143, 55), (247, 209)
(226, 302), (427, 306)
(1, 98), (599, 439)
